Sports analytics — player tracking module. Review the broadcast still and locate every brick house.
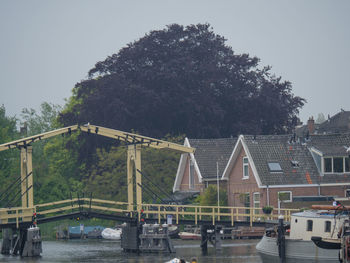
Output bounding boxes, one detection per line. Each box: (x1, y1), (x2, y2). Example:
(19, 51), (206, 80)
(222, 133), (350, 209)
(173, 137), (236, 195)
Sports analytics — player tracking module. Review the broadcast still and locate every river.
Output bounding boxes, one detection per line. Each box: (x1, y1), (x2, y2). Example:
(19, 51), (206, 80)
(0, 239), (262, 263)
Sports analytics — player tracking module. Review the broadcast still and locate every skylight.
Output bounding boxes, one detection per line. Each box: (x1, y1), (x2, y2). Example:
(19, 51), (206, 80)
(268, 162), (282, 172)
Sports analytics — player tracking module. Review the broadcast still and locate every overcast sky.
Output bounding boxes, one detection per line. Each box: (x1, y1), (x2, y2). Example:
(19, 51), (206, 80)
(1, 0), (349, 124)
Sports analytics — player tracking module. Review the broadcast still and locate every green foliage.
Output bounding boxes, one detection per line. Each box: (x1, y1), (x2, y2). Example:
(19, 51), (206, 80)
(262, 206), (273, 214)
(0, 105), (20, 207)
(21, 102), (62, 135)
(197, 185), (227, 207)
(84, 139), (181, 203)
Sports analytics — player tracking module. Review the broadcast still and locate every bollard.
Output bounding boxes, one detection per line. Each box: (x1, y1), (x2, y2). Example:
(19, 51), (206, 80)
(277, 215), (285, 263)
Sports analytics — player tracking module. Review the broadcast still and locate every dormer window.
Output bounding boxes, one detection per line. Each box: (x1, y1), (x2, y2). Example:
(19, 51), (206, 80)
(323, 156), (350, 174)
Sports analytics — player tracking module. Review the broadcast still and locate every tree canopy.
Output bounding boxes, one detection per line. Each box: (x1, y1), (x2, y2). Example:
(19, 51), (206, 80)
(60, 23), (304, 139)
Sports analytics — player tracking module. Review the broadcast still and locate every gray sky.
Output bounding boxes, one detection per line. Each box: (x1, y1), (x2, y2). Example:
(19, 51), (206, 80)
(1, 0), (349, 124)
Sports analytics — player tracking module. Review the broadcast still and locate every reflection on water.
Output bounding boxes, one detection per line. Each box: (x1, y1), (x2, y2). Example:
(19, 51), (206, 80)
(0, 239), (262, 263)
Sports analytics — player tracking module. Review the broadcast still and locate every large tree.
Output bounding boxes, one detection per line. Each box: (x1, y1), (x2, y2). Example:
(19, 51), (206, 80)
(60, 23), (304, 138)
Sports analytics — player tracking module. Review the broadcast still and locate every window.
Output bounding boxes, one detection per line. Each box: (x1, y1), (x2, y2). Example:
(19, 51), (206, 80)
(334, 157), (343, 173)
(307, 220), (313, 231)
(268, 162), (282, 172)
(253, 192), (260, 214)
(243, 157), (249, 179)
(324, 158), (332, 173)
(346, 189), (350, 198)
(278, 191), (292, 203)
(323, 156), (350, 174)
(325, 221), (331, 232)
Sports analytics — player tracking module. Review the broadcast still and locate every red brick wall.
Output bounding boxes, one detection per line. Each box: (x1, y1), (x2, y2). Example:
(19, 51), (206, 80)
(225, 145), (349, 209)
(227, 147), (261, 207)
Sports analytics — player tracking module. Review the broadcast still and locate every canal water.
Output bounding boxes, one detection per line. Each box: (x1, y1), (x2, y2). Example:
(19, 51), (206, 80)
(0, 239), (262, 262)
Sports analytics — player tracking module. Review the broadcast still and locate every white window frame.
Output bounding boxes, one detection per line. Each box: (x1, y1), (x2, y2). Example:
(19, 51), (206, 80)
(277, 191), (292, 203)
(243, 156), (249, 179)
(253, 192), (260, 208)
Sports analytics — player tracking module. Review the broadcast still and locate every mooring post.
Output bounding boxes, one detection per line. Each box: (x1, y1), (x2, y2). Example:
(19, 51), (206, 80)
(214, 225), (222, 250)
(200, 225), (208, 253)
(277, 215), (286, 263)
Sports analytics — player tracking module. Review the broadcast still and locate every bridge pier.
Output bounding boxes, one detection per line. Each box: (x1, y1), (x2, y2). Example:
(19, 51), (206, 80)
(1, 228), (13, 255)
(1, 226), (42, 257)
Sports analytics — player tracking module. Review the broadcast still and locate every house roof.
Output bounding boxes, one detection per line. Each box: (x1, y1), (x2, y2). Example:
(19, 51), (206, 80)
(296, 110), (350, 138)
(243, 134), (320, 186)
(308, 133), (350, 156)
(318, 111), (350, 134)
(173, 137), (237, 192)
(224, 133), (350, 187)
(188, 138), (237, 180)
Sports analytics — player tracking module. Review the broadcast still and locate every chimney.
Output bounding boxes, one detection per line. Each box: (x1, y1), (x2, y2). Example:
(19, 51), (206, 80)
(307, 117), (315, 134)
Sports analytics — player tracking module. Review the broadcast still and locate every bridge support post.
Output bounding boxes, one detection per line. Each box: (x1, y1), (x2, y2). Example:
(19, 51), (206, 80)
(127, 144), (142, 211)
(20, 146), (34, 209)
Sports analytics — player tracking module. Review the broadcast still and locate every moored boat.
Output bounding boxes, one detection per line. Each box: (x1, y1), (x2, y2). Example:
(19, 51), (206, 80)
(101, 228), (122, 240)
(178, 231), (201, 240)
(256, 209), (347, 263)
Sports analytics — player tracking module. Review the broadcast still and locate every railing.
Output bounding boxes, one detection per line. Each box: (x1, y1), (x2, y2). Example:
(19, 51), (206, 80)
(141, 204), (298, 226)
(0, 206), (35, 228)
(1, 199), (299, 228)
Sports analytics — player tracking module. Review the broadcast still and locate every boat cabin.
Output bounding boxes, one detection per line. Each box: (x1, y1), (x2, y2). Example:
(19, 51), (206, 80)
(289, 211), (345, 240)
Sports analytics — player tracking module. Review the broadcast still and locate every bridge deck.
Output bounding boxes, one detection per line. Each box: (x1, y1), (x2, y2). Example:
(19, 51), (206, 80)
(0, 198), (297, 229)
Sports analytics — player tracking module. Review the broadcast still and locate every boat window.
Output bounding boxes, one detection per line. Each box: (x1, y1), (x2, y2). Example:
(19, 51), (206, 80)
(307, 220), (313, 231)
(294, 219), (298, 223)
(325, 221), (331, 232)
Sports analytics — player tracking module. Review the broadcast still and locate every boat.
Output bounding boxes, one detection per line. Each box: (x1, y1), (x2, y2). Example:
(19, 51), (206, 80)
(165, 258), (190, 263)
(101, 228), (122, 240)
(256, 208), (348, 263)
(178, 231), (201, 240)
(68, 225), (105, 239)
(168, 225), (180, 238)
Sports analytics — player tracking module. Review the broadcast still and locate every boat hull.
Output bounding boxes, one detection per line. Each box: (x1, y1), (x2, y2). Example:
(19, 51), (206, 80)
(256, 235), (339, 263)
(178, 232), (201, 240)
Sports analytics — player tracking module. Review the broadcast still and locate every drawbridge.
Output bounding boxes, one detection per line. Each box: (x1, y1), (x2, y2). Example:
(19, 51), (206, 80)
(0, 124), (297, 256)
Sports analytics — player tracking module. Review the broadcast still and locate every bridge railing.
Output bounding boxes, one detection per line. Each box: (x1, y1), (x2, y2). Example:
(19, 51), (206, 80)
(141, 204), (299, 226)
(35, 198), (132, 217)
(0, 206), (35, 228)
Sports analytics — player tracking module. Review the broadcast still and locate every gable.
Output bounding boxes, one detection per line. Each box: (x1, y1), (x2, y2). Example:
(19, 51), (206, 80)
(173, 138), (202, 192)
(222, 135), (262, 187)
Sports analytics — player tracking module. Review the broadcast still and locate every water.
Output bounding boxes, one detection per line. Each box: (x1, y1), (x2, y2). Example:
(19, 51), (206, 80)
(0, 239), (262, 263)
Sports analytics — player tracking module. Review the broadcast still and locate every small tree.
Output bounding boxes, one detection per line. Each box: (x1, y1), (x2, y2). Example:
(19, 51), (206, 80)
(198, 185), (227, 207)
